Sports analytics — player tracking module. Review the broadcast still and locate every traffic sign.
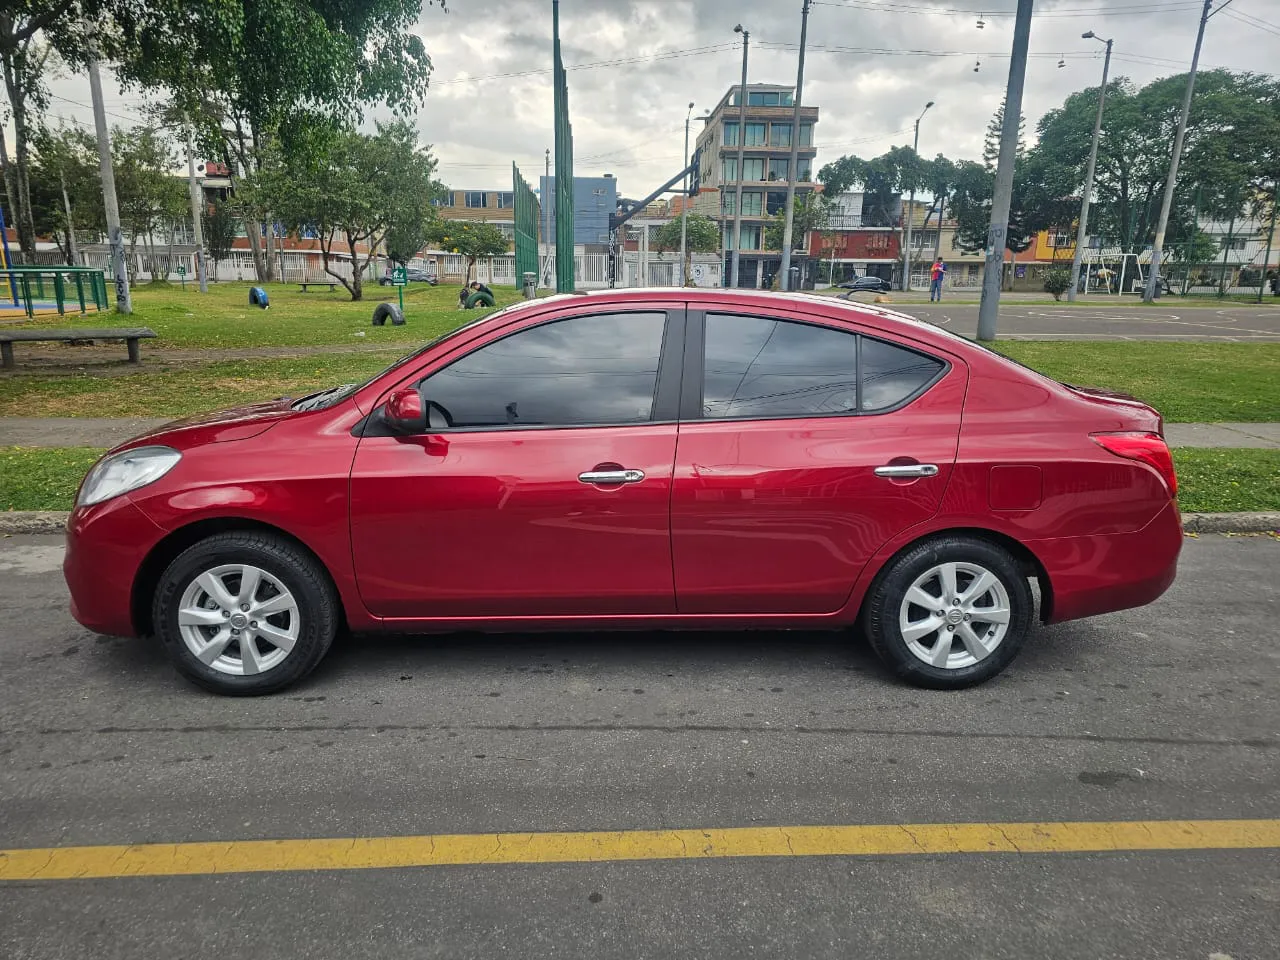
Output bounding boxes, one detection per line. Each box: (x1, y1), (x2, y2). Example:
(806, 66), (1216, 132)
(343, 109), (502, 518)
(391, 265), (408, 287)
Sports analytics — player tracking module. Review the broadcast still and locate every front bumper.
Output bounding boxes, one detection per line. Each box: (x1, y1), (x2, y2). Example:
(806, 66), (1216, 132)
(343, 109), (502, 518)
(64, 497), (166, 637)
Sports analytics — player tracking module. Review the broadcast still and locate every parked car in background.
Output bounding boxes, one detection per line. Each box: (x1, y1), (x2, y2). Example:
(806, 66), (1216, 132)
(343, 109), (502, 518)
(837, 275), (894, 294)
(64, 289), (1181, 696)
(380, 266), (437, 286)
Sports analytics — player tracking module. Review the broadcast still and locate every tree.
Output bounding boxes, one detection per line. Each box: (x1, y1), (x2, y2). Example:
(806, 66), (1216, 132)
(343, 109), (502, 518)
(0, 31), (53, 258)
(764, 193), (829, 252)
(112, 125), (187, 281)
(425, 219), (509, 285)
(107, 0), (449, 283)
(202, 198), (239, 276)
(650, 213), (720, 282)
(983, 95), (1026, 170)
(260, 120), (441, 300)
(29, 122), (103, 263)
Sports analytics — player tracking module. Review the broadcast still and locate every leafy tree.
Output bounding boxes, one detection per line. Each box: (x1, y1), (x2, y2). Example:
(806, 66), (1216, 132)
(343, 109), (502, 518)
(819, 144), (920, 227)
(112, 125), (187, 281)
(764, 193), (830, 252)
(425, 219), (509, 285)
(202, 198), (239, 275)
(0, 32), (53, 258)
(260, 120), (441, 300)
(650, 212), (720, 282)
(29, 123), (103, 263)
(1042, 268), (1070, 300)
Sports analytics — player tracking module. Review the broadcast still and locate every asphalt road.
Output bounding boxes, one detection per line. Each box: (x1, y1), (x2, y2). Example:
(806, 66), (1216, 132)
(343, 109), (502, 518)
(2, 533), (1278, 959)
(885, 302), (1280, 340)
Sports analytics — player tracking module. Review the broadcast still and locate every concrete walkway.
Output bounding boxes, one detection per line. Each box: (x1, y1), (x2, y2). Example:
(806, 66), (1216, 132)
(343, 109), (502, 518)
(1, 417), (1278, 450)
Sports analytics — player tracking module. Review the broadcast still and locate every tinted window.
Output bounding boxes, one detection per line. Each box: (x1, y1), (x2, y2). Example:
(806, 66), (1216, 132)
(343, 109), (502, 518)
(421, 312), (666, 428)
(703, 315), (857, 418)
(860, 337), (944, 411)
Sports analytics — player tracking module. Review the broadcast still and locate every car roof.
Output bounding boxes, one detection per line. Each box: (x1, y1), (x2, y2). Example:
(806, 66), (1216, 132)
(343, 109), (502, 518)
(539, 287), (964, 354)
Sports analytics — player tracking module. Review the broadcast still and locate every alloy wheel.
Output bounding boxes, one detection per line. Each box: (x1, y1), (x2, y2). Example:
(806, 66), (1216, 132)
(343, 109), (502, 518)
(176, 563), (301, 676)
(898, 561), (1012, 670)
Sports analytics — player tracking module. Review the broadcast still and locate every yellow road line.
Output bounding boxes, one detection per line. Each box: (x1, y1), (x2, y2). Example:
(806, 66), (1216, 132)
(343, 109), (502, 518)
(2, 819), (1278, 882)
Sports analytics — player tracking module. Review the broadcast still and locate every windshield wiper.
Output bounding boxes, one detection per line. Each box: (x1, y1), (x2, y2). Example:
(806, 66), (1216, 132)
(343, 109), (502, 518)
(291, 384), (357, 412)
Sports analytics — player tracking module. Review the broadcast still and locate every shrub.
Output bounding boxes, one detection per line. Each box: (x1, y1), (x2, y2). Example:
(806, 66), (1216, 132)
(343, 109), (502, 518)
(1043, 268), (1071, 300)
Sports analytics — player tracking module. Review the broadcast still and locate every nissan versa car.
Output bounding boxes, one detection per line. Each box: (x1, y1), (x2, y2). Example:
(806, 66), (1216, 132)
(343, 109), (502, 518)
(64, 290), (1182, 695)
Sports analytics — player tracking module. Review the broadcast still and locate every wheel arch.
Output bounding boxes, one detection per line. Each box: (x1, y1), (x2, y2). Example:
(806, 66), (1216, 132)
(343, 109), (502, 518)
(131, 517), (347, 637)
(855, 526), (1054, 624)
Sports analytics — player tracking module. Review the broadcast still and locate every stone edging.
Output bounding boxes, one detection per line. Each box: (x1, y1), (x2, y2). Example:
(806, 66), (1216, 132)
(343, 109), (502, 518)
(3, 511), (1277, 538)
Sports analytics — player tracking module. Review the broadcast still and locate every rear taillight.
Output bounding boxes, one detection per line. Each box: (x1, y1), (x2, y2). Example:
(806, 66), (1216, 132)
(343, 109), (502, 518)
(1091, 432), (1177, 497)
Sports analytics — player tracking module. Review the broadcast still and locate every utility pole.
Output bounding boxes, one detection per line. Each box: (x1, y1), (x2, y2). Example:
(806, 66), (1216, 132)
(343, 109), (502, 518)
(86, 38), (131, 314)
(976, 0), (1033, 341)
(59, 169), (80, 265)
(902, 100), (934, 292)
(184, 115), (209, 293)
(1144, 0), (1212, 303)
(778, 0), (811, 292)
(730, 24), (749, 288)
(1067, 32), (1113, 302)
(544, 147), (552, 286)
(679, 101), (694, 287)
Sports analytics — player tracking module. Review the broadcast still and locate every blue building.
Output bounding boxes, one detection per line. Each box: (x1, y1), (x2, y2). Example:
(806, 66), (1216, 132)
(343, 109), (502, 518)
(539, 174), (618, 247)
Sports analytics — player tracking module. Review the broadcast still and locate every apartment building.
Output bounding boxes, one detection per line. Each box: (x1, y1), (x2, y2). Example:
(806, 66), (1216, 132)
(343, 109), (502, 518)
(431, 189), (518, 246)
(694, 83), (819, 288)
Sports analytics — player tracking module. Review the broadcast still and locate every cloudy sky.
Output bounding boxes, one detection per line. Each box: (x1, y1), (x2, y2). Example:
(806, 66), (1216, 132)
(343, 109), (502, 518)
(33, 0), (1280, 198)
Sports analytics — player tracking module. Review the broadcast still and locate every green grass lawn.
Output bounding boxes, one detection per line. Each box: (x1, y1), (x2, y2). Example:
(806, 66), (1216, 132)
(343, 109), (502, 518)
(6, 280), (523, 350)
(993, 342), (1280, 423)
(4, 445), (1275, 515)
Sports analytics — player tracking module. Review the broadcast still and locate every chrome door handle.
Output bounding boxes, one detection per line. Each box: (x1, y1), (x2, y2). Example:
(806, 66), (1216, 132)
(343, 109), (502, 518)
(578, 469), (646, 484)
(874, 463), (939, 478)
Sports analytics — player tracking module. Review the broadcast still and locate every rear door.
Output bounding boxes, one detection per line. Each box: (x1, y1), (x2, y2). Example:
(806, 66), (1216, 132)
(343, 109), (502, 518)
(670, 308), (967, 614)
(350, 306), (685, 619)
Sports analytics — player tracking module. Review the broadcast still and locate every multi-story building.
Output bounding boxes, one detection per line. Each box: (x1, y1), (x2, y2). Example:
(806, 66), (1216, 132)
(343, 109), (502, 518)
(540, 174), (618, 248)
(694, 83), (819, 288)
(431, 188), (518, 247)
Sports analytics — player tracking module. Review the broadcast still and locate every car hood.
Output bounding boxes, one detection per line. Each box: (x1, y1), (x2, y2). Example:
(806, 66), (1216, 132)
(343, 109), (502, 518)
(115, 397), (297, 451)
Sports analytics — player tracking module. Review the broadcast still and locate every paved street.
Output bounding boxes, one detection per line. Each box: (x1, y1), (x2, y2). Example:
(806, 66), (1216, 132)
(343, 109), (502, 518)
(2, 533), (1278, 958)
(885, 301), (1280, 340)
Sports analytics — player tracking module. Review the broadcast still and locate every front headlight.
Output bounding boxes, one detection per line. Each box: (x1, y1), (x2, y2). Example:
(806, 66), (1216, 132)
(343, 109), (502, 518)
(78, 446), (182, 507)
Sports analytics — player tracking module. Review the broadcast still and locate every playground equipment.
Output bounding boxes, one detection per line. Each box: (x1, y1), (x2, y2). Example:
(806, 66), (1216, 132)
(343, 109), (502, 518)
(0, 264), (112, 318)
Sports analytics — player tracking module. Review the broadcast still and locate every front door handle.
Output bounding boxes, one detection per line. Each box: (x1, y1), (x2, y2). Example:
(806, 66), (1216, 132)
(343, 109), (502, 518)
(578, 469), (646, 484)
(874, 463), (939, 478)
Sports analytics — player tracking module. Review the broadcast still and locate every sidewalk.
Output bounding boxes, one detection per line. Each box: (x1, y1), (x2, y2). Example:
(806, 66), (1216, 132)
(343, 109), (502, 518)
(1, 417), (1278, 450)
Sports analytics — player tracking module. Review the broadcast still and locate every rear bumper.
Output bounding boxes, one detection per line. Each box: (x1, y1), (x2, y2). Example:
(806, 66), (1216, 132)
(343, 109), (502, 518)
(64, 497), (165, 637)
(1032, 500), (1182, 624)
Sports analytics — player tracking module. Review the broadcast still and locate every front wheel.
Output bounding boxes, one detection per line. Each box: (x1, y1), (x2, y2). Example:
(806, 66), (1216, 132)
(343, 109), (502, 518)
(863, 536), (1032, 689)
(153, 532), (339, 695)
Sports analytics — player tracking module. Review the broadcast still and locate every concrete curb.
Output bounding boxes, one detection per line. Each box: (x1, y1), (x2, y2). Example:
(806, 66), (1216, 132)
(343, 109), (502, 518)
(3, 511), (1277, 538)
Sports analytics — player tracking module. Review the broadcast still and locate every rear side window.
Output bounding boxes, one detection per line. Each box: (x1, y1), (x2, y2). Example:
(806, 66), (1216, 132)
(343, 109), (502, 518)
(860, 337), (945, 412)
(701, 313), (944, 420)
(421, 312), (667, 428)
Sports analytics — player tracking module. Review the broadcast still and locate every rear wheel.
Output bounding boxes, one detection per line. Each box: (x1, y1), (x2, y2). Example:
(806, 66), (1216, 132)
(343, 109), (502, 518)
(863, 536), (1032, 689)
(153, 532), (339, 696)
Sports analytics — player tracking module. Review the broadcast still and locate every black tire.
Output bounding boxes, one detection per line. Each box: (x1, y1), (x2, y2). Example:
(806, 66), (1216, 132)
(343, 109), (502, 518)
(863, 536), (1032, 690)
(464, 290), (495, 309)
(371, 302), (403, 327)
(153, 532), (339, 696)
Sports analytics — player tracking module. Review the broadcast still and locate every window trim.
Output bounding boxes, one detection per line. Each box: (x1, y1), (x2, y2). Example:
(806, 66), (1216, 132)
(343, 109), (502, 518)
(682, 310), (950, 423)
(365, 309), (685, 436)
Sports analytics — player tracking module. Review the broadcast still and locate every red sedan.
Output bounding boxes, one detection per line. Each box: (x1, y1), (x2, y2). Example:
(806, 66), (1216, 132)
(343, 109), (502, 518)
(64, 290), (1182, 695)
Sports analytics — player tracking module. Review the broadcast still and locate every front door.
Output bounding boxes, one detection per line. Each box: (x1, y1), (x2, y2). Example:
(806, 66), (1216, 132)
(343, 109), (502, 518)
(671, 310), (966, 614)
(350, 308), (683, 619)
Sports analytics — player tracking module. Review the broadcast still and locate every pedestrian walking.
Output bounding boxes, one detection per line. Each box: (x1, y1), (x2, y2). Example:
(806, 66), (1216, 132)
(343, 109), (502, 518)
(929, 258), (947, 302)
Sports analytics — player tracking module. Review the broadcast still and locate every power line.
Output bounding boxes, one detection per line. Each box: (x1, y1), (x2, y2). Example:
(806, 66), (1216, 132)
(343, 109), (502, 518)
(811, 0), (1200, 17)
(1221, 6), (1280, 35)
(434, 43), (736, 86)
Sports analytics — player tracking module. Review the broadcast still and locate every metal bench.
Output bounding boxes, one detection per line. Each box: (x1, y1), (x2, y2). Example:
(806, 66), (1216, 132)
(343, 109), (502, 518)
(0, 327), (158, 369)
(299, 282), (338, 292)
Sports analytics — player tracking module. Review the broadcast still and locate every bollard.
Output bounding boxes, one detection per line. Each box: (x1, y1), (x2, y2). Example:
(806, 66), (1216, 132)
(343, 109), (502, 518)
(522, 271), (537, 299)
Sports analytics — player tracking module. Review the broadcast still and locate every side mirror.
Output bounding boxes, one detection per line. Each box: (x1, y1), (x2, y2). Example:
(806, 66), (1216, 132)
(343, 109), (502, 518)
(383, 387), (426, 434)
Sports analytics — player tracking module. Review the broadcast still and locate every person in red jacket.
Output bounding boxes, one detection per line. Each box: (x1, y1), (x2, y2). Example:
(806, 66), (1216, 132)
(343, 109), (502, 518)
(929, 258), (947, 302)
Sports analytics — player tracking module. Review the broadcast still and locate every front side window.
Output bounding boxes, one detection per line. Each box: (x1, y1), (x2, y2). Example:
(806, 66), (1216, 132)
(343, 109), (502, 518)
(702, 314), (945, 419)
(420, 312), (667, 428)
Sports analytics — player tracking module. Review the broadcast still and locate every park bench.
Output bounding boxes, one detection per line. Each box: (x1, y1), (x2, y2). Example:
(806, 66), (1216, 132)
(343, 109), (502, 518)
(0, 327), (158, 369)
(299, 282), (339, 292)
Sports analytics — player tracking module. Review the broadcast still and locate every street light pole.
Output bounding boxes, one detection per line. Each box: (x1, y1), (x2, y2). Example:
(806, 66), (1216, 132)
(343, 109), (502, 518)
(730, 25), (749, 289)
(1067, 32), (1112, 302)
(976, 0), (1034, 341)
(679, 101), (693, 287)
(778, 0), (811, 292)
(902, 100), (933, 292)
(1144, 0), (1212, 303)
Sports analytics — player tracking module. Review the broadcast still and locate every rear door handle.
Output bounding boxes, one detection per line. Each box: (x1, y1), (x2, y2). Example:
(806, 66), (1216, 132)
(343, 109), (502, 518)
(578, 469), (646, 484)
(874, 463), (939, 478)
